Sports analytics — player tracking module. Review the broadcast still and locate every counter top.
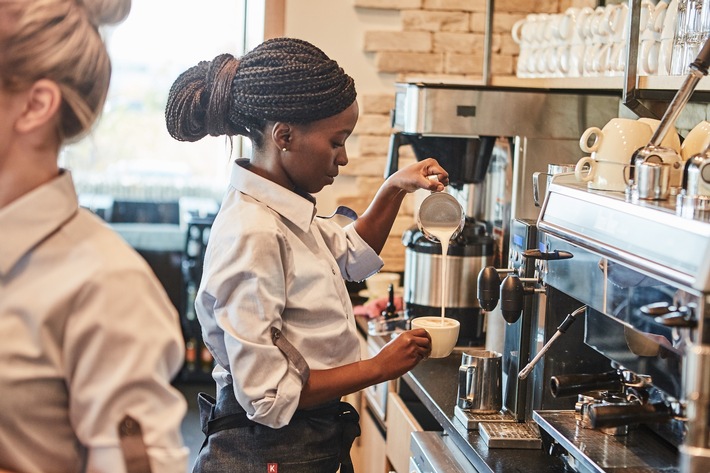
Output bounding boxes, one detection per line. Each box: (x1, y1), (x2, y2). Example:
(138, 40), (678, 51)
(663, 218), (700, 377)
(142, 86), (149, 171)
(355, 314), (566, 473)
(403, 353), (566, 473)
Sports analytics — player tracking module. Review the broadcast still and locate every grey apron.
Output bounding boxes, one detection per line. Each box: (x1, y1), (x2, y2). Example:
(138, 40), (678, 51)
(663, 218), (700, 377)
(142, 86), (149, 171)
(193, 386), (360, 473)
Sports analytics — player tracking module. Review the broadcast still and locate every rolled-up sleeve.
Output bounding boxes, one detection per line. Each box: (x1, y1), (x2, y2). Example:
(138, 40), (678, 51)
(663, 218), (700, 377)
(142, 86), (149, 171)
(317, 218), (383, 282)
(65, 267), (188, 473)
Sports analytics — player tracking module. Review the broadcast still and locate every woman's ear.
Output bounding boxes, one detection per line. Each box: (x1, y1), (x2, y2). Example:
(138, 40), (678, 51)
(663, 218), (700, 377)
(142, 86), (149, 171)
(15, 79), (62, 134)
(271, 122), (292, 151)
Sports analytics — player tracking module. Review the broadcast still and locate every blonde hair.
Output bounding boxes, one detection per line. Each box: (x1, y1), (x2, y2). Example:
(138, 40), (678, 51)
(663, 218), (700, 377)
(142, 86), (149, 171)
(0, 0), (131, 141)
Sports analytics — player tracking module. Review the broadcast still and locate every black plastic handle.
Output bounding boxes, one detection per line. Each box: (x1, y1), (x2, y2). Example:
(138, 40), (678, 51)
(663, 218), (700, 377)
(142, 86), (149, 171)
(500, 274), (524, 323)
(588, 402), (673, 429)
(477, 266), (501, 312)
(550, 371), (624, 398)
(522, 249), (573, 261)
(691, 36), (710, 74)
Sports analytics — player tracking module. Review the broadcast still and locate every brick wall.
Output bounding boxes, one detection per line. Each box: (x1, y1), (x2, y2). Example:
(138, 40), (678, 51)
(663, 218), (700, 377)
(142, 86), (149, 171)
(338, 0), (595, 272)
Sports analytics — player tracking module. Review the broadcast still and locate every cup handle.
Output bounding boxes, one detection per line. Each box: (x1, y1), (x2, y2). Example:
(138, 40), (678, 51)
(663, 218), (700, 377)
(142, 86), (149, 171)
(575, 156), (596, 182)
(512, 18), (525, 44)
(580, 127), (603, 153)
(458, 365), (476, 407)
(532, 171), (548, 207)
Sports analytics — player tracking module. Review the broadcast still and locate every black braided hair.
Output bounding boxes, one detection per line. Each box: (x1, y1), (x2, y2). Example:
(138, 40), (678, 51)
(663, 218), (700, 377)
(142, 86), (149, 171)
(165, 37), (356, 147)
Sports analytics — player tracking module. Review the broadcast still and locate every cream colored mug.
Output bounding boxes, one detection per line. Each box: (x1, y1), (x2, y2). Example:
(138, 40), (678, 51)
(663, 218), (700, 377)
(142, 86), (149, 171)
(577, 118), (654, 191)
(637, 118), (682, 153)
(411, 316), (460, 358)
(579, 118), (654, 163)
(681, 121), (710, 161)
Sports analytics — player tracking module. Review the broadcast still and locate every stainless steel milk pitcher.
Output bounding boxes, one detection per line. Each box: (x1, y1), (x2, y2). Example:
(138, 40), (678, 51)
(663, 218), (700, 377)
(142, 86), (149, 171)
(457, 350), (502, 413)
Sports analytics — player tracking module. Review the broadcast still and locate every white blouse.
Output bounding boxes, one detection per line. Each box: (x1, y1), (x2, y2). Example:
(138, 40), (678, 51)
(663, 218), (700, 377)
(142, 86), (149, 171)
(196, 159), (383, 428)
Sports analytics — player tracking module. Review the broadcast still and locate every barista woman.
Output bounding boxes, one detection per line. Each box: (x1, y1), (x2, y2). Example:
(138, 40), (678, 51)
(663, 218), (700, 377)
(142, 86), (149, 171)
(0, 1), (188, 472)
(165, 37), (443, 472)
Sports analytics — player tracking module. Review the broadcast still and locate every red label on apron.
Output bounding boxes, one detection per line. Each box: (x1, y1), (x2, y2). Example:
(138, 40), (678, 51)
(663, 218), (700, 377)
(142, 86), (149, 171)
(267, 463), (278, 472)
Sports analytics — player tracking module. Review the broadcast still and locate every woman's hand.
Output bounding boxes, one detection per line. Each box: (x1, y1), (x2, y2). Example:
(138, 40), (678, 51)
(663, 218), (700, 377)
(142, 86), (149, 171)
(373, 328), (432, 380)
(353, 157), (450, 254)
(387, 158), (450, 194)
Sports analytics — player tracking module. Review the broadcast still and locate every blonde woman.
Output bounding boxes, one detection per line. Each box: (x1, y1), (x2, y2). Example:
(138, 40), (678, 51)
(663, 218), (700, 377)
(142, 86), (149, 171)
(0, 1), (188, 472)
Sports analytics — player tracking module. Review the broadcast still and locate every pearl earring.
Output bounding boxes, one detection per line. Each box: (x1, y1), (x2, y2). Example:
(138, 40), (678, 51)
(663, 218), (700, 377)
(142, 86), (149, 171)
(282, 147), (288, 152)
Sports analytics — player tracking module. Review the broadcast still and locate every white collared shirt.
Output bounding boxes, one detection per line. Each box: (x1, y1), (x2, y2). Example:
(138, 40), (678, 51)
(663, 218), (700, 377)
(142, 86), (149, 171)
(196, 159), (383, 428)
(0, 171), (188, 473)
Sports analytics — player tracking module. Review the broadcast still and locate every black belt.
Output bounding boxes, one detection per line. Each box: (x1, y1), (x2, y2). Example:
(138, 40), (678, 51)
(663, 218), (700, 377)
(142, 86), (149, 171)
(205, 400), (357, 437)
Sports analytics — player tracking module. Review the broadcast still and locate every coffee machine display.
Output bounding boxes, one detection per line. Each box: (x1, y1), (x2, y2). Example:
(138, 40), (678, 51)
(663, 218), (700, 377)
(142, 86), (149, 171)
(532, 175), (710, 472)
(387, 83), (621, 347)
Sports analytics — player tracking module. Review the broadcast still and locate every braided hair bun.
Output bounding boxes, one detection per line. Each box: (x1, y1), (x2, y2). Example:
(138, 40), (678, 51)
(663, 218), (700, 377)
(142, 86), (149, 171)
(165, 37), (356, 144)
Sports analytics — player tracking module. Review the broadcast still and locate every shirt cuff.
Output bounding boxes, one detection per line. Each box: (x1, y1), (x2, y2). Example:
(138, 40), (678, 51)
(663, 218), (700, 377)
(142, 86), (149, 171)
(343, 223), (384, 282)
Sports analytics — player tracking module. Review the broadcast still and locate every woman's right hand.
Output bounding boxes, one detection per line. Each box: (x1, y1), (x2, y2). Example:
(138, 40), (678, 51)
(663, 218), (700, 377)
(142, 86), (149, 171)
(374, 328), (431, 380)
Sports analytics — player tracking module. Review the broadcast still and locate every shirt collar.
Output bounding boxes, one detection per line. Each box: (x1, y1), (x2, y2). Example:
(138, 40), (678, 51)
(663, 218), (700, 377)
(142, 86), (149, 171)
(229, 159), (316, 233)
(0, 170), (79, 276)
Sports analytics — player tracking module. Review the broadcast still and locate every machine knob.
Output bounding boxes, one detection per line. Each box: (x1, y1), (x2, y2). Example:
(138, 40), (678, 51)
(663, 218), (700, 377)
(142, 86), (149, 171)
(500, 274), (524, 323)
(477, 266), (501, 311)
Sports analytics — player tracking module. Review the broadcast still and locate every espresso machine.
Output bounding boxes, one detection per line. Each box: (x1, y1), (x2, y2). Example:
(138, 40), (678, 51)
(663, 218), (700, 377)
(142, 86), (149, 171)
(386, 82), (621, 347)
(525, 173), (710, 472)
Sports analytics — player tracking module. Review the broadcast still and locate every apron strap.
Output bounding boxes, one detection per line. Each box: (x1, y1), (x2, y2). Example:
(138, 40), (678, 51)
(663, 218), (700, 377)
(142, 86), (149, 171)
(118, 415), (152, 473)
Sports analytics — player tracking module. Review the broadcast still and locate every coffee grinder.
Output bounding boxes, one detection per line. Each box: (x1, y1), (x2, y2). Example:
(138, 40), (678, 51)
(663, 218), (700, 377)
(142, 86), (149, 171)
(386, 82), (621, 348)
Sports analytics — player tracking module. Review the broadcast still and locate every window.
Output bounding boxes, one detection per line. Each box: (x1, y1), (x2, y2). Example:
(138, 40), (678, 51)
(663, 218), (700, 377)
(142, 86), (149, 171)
(62, 0), (265, 207)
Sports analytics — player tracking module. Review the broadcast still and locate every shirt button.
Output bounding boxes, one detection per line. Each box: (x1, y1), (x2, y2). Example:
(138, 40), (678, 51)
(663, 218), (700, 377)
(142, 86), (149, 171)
(332, 268), (336, 275)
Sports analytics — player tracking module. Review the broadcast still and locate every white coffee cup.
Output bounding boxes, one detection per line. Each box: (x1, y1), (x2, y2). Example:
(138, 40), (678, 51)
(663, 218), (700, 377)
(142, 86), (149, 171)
(575, 156), (632, 192)
(658, 37), (674, 75)
(579, 118), (654, 163)
(411, 316), (460, 358)
(577, 118), (654, 191)
(681, 120), (710, 161)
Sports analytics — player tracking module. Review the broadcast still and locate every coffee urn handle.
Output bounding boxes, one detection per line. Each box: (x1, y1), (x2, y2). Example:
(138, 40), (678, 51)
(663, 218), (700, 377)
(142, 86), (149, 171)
(588, 402), (673, 429)
(550, 371), (624, 398)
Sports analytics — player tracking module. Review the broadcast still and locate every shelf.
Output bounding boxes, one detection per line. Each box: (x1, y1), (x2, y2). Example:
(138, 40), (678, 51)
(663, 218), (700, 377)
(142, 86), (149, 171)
(490, 75), (710, 92)
(490, 75), (625, 90)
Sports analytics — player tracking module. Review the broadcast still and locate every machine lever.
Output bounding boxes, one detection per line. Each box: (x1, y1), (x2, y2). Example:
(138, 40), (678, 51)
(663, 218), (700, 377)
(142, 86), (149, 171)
(518, 305), (587, 380)
(522, 249), (573, 260)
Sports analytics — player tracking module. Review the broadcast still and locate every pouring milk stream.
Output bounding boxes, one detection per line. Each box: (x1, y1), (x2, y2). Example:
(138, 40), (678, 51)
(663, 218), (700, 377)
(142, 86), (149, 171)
(416, 177), (465, 325)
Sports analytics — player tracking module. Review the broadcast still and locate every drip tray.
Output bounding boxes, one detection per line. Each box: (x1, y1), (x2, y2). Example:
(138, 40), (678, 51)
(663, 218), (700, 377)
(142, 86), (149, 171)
(454, 405), (516, 430)
(533, 410), (679, 472)
(480, 422), (542, 450)
(454, 406), (541, 449)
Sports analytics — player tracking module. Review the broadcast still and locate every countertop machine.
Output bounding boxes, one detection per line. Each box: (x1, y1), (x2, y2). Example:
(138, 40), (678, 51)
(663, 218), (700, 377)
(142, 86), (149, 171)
(387, 82), (621, 347)
(532, 175), (710, 472)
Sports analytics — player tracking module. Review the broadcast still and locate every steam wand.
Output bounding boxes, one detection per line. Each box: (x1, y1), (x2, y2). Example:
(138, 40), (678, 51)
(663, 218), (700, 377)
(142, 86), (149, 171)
(518, 305), (587, 380)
